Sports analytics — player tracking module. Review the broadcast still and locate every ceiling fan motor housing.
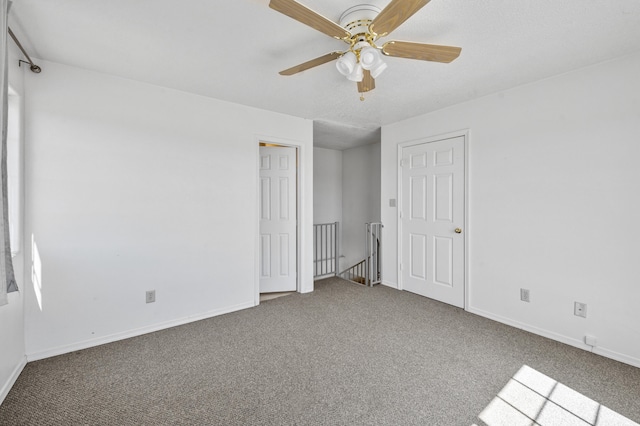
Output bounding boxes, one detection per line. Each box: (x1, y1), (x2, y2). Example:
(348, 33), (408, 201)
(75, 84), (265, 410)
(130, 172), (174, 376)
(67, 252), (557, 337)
(339, 4), (381, 49)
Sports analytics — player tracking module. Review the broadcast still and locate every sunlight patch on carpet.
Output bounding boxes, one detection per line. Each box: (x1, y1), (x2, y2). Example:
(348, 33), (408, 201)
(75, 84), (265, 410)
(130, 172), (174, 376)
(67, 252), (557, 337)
(476, 365), (639, 426)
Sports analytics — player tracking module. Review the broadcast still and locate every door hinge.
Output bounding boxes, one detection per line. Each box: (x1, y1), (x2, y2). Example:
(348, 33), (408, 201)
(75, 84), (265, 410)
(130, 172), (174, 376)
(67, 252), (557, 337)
(399, 262), (403, 271)
(400, 159), (407, 167)
(399, 211), (403, 219)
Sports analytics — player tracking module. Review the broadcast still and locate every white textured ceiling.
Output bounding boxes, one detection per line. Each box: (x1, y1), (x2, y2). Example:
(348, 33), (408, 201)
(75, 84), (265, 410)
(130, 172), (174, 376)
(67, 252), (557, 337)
(314, 120), (381, 150)
(8, 0), (640, 149)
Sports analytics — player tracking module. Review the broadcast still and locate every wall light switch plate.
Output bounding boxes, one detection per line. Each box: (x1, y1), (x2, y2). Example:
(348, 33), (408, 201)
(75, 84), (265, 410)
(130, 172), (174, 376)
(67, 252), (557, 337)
(520, 288), (530, 302)
(146, 290), (156, 304)
(389, 199), (397, 207)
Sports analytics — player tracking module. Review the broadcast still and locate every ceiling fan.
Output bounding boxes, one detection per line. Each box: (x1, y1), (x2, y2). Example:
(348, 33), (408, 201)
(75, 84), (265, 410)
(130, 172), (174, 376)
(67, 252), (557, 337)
(269, 0), (462, 100)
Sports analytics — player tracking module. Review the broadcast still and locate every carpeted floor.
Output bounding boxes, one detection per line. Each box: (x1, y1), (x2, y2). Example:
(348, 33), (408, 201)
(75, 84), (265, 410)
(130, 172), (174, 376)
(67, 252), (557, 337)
(1, 277), (639, 425)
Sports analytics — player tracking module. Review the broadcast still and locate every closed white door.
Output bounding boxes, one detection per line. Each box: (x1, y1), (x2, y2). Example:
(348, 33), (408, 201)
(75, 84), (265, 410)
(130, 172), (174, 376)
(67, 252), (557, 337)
(259, 146), (297, 293)
(400, 136), (465, 308)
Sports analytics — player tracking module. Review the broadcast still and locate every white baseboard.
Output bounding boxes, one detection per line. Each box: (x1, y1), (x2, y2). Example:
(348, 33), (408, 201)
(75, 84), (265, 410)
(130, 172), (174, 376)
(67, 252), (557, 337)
(26, 301), (255, 362)
(381, 280), (398, 289)
(314, 274), (335, 281)
(593, 346), (640, 369)
(467, 306), (640, 369)
(0, 355), (27, 406)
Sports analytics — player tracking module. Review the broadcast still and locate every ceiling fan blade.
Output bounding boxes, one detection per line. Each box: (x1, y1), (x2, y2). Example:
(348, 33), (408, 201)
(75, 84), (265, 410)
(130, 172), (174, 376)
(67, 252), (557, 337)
(279, 52), (342, 76)
(369, 0), (431, 37)
(269, 0), (350, 40)
(357, 70), (375, 93)
(382, 41), (461, 63)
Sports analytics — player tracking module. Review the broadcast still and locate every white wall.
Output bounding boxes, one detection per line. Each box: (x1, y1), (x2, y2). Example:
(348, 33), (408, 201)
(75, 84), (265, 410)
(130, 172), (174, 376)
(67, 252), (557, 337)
(0, 44), (26, 404)
(23, 60), (313, 360)
(342, 143), (381, 267)
(381, 52), (640, 367)
(313, 147), (342, 272)
(313, 147), (342, 225)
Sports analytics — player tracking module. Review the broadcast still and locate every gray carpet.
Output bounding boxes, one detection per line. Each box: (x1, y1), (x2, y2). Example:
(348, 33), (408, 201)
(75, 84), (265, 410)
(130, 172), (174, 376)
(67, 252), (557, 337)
(1, 277), (639, 425)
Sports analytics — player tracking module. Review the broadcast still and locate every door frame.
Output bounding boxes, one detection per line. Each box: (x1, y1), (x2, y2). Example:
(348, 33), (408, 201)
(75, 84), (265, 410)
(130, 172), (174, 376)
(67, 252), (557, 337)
(396, 129), (470, 310)
(255, 138), (302, 305)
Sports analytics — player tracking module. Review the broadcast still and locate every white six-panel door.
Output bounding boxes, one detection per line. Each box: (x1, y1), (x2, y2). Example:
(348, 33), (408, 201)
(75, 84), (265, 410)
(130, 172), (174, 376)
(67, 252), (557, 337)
(400, 136), (465, 308)
(259, 146), (297, 293)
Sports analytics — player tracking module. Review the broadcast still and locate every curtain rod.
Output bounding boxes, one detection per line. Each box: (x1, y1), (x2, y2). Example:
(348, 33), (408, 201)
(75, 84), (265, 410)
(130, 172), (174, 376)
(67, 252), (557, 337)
(7, 26), (41, 73)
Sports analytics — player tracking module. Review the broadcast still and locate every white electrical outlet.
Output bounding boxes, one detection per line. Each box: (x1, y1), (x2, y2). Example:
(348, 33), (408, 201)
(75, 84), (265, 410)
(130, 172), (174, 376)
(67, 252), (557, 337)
(146, 290), (156, 304)
(585, 335), (597, 346)
(574, 302), (587, 318)
(520, 288), (530, 302)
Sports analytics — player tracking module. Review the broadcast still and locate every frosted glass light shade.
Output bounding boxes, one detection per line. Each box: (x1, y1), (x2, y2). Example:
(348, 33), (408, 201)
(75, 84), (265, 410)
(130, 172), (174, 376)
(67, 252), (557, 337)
(359, 46), (387, 78)
(360, 47), (382, 70)
(346, 63), (364, 82)
(369, 61), (388, 78)
(336, 52), (357, 76)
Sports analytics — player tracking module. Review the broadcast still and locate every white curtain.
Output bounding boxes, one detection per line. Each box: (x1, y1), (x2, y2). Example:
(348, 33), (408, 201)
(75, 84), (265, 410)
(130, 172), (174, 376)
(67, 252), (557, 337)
(0, 0), (16, 307)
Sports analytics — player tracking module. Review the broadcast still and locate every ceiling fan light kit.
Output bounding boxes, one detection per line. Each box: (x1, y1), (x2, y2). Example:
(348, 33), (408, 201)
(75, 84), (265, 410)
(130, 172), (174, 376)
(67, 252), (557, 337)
(336, 51), (357, 76)
(346, 64), (365, 82)
(360, 46), (381, 69)
(360, 47), (388, 78)
(269, 0), (461, 100)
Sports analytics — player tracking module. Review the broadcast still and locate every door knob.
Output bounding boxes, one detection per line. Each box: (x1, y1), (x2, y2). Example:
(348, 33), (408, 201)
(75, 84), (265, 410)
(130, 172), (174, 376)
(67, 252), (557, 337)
(454, 228), (462, 234)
